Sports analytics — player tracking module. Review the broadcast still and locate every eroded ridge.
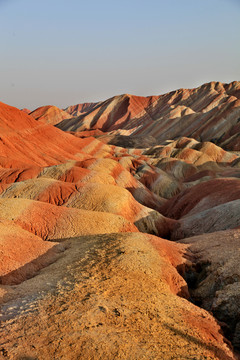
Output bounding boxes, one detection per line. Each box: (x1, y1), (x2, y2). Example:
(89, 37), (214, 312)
(0, 83), (240, 359)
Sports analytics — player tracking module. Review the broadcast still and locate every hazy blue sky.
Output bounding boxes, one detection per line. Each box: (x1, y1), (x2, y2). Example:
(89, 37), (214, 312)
(0, 0), (239, 109)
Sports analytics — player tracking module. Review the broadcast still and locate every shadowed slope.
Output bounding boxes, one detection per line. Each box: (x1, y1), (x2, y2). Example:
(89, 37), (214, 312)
(0, 220), (64, 285)
(0, 233), (235, 360)
(0, 87), (240, 359)
(56, 81), (240, 151)
(0, 198), (137, 240)
(0, 101), (95, 167)
(64, 102), (100, 117)
(161, 178), (240, 219)
(30, 105), (72, 125)
(171, 199), (240, 240)
(0, 178), (176, 238)
(180, 229), (240, 349)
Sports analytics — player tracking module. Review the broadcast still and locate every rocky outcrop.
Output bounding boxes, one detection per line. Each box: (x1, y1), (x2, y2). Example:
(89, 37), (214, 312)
(30, 105), (72, 125)
(64, 102), (100, 117)
(0, 233), (235, 359)
(180, 229), (240, 350)
(0, 82), (240, 359)
(0, 220), (64, 285)
(56, 81), (240, 151)
(0, 198), (138, 240)
(21, 108), (31, 114)
(161, 178), (240, 219)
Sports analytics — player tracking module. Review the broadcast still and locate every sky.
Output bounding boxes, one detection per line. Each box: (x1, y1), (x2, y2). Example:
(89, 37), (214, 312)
(0, 0), (239, 110)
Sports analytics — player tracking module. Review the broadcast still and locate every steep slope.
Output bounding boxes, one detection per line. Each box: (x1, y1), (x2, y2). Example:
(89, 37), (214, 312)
(0, 233), (235, 360)
(180, 229), (240, 349)
(29, 105), (72, 125)
(161, 178), (240, 219)
(0, 87), (240, 359)
(0, 101), (115, 167)
(21, 108), (31, 114)
(0, 198), (137, 240)
(0, 220), (64, 285)
(57, 81), (240, 151)
(0, 178), (175, 237)
(64, 102), (100, 117)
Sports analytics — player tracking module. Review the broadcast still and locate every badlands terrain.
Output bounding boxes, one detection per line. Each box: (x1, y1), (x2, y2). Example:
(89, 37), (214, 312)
(0, 81), (240, 359)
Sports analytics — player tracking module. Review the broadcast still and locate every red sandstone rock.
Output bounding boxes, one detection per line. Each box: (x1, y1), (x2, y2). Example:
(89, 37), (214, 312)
(0, 82), (239, 359)
(0, 232), (236, 359)
(64, 102), (100, 117)
(0, 220), (64, 285)
(57, 81), (240, 151)
(30, 105), (72, 125)
(21, 108), (31, 114)
(161, 178), (240, 219)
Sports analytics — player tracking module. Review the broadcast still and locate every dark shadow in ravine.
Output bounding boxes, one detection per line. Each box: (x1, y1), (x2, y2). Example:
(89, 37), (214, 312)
(163, 322), (235, 360)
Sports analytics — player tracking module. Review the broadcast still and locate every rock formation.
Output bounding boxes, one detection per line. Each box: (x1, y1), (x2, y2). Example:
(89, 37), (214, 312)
(0, 82), (240, 359)
(29, 105), (73, 125)
(57, 81), (240, 151)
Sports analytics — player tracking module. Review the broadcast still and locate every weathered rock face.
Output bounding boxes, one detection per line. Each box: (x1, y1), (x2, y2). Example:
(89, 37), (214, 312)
(0, 101), (94, 167)
(179, 229), (240, 350)
(0, 82), (240, 359)
(64, 102), (100, 117)
(0, 233), (235, 360)
(161, 178), (240, 219)
(57, 81), (240, 151)
(0, 220), (64, 285)
(21, 108), (31, 114)
(29, 105), (72, 125)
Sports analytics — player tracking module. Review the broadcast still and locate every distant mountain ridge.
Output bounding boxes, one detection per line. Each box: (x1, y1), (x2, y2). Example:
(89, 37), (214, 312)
(29, 105), (72, 125)
(64, 102), (100, 117)
(55, 81), (240, 151)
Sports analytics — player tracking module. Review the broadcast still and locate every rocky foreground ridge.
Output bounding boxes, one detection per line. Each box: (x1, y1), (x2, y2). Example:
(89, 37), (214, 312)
(0, 81), (240, 359)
